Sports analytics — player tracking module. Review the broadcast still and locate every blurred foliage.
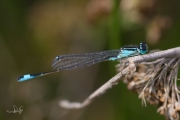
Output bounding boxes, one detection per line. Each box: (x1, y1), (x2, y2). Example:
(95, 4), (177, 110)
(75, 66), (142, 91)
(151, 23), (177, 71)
(0, 0), (180, 120)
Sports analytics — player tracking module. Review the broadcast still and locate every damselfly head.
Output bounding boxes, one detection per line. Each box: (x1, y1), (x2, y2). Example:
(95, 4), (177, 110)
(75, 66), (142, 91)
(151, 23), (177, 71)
(138, 42), (148, 54)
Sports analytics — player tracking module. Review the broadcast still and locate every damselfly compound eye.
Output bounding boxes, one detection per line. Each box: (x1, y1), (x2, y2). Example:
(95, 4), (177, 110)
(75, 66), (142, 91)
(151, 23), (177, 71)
(139, 42), (148, 54)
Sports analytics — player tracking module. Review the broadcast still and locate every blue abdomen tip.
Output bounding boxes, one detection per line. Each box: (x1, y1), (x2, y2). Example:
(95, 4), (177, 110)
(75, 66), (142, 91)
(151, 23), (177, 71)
(17, 74), (35, 82)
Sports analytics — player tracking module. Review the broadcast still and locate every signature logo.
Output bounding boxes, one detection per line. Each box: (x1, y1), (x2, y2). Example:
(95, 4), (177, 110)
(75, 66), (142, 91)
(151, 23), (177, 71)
(6, 105), (23, 114)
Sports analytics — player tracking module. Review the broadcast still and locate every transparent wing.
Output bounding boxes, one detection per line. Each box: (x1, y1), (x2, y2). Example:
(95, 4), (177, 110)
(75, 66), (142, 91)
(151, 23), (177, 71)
(52, 50), (121, 70)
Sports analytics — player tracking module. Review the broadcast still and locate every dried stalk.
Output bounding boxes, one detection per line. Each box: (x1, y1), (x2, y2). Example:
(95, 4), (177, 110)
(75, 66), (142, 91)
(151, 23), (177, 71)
(59, 47), (180, 120)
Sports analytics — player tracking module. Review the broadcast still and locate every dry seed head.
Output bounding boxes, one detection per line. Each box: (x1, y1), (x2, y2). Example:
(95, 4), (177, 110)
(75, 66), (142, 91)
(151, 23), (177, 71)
(119, 58), (180, 120)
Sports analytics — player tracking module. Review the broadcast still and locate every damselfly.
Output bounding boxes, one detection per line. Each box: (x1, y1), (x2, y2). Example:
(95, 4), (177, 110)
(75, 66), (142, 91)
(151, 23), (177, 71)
(17, 42), (148, 82)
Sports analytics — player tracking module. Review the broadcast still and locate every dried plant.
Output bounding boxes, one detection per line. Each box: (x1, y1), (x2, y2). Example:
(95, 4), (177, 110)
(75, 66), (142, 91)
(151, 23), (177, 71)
(123, 57), (180, 120)
(59, 47), (180, 120)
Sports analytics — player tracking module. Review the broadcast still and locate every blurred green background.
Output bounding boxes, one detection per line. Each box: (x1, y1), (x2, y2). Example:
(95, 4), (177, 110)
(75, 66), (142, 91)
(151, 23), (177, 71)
(0, 0), (180, 120)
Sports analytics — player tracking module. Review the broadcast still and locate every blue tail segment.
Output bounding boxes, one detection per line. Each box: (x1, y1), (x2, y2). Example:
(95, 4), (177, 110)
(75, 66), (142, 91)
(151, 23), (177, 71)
(17, 74), (36, 82)
(17, 70), (58, 82)
(17, 42), (148, 82)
